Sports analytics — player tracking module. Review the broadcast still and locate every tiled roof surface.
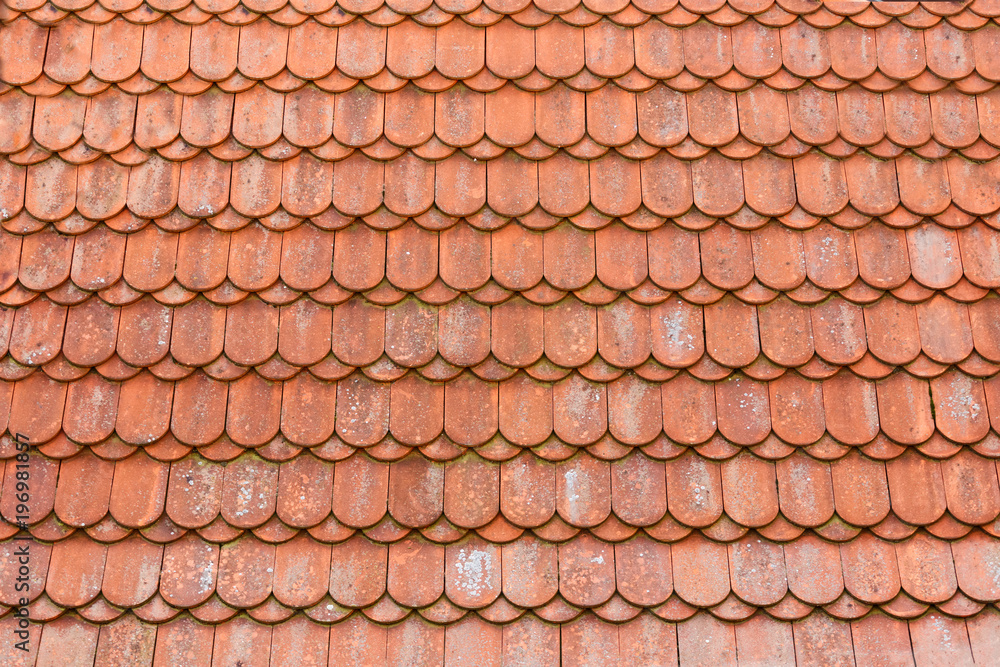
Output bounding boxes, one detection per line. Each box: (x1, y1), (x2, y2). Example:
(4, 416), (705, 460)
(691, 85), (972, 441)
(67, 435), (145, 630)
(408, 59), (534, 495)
(4, 0), (1000, 664)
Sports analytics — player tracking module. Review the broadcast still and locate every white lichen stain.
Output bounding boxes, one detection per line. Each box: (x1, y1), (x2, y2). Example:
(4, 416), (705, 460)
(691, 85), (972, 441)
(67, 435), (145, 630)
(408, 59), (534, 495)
(453, 548), (494, 599)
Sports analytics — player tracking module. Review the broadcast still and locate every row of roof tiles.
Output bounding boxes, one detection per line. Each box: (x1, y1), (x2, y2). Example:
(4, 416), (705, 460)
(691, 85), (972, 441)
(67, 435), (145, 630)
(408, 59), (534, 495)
(3, 200), (981, 238)
(2, 218), (998, 297)
(5, 367), (1000, 447)
(0, 0), (993, 30)
(11, 340), (997, 390)
(5, 152), (999, 224)
(1, 0), (995, 36)
(8, 18), (1000, 97)
(1, 0), (994, 20)
(3, 529), (999, 619)
(8, 609), (1000, 667)
(6, 291), (1000, 377)
(3, 447), (997, 542)
(11, 83), (1000, 166)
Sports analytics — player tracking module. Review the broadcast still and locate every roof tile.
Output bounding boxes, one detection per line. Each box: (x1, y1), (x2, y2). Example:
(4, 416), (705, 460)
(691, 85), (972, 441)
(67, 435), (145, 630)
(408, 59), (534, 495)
(610, 452), (666, 527)
(729, 534), (787, 606)
(743, 151), (796, 217)
(109, 451), (169, 528)
(211, 616), (271, 667)
(692, 152), (745, 217)
(678, 612), (738, 665)
(793, 612), (857, 667)
(46, 532), (107, 607)
(499, 452), (556, 529)
(783, 533), (844, 605)
(720, 451), (778, 527)
(535, 20), (584, 79)
(386, 534), (440, 607)
(665, 451), (723, 528)
(329, 455), (386, 530)
(274, 455), (334, 530)
(942, 449), (1000, 526)
(219, 454), (279, 529)
(165, 453), (223, 528)
(270, 615), (330, 666)
(0, 452), (56, 528)
(92, 19), (143, 83)
(231, 154), (283, 219)
(445, 534), (501, 607)
(598, 298), (650, 368)
(865, 296), (921, 365)
(586, 21), (634, 78)
(896, 532), (958, 604)
(62, 374), (119, 444)
(384, 453), (442, 527)
(909, 612), (975, 665)
(118, 296), (172, 367)
(876, 371), (934, 444)
(280, 372), (338, 446)
(443, 372), (498, 446)
(688, 84), (739, 148)
(919, 297), (975, 365)
(32, 93), (87, 153)
(559, 532), (615, 606)
(886, 449), (948, 526)
(968, 609), (1000, 665)
(841, 532), (901, 605)
(536, 85), (587, 152)
(715, 373), (770, 444)
(102, 535), (163, 608)
(238, 20), (289, 81)
(553, 373), (607, 445)
(171, 372), (228, 447)
(10, 371), (66, 444)
(701, 224), (754, 292)
(326, 614), (386, 666)
(441, 453), (498, 529)
(830, 448), (890, 528)
(555, 454), (610, 527)
(606, 372), (661, 444)
(226, 372), (283, 445)
(948, 157), (1000, 216)
(51, 450), (112, 529)
(216, 536), (276, 608)
(758, 297), (813, 366)
(445, 615), (502, 665)
(36, 615), (99, 666)
(384, 297), (436, 367)
(498, 373), (552, 445)
(63, 299), (119, 368)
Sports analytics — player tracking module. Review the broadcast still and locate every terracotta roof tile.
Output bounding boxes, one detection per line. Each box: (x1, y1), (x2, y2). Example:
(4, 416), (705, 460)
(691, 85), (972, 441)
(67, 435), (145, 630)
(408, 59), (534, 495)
(6, 4), (1000, 662)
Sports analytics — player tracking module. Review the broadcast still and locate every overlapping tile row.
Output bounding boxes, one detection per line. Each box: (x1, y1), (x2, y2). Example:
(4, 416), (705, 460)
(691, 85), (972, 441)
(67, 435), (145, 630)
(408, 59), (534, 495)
(5, 367), (1000, 455)
(4, 214), (1000, 302)
(1, 0), (997, 28)
(4, 1), (1000, 97)
(3, 526), (1000, 627)
(5, 289), (1000, 374)
(3, 529), (1000, 626)
(6, 610), (1000, 667)
(2, 446), (999, 543)
(10, 79), (1000, 166)
(4, 153), (1000, 231)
